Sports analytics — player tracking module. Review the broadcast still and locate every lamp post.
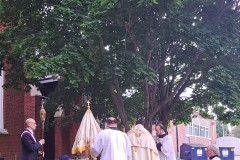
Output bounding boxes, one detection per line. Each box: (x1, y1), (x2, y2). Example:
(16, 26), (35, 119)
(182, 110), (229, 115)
(40, 100), (46, 160)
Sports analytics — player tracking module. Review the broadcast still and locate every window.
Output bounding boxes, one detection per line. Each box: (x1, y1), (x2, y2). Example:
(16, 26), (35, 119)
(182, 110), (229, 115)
(187, 117), (210, 137)
(188, 122), (193, 135)
(205, 128), (209, 137)
(194, 124), (199, 136)
(0, 71), (7, 134)
(200, 126), (205, 137)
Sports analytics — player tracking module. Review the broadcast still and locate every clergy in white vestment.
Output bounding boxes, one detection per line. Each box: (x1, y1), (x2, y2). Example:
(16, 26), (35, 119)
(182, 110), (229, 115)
(127, 120), (159, 160)
(90, 117), (132, 160)
(155, 123), (176, 160)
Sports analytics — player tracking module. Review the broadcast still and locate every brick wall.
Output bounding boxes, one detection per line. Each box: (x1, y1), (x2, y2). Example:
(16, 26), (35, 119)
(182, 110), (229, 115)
(54, 117), (80, 159)
(70, 122), (80, 150)
(0, 86), (25, 159)
(0, 74), (80, 159)
(0, 83), (41, 160)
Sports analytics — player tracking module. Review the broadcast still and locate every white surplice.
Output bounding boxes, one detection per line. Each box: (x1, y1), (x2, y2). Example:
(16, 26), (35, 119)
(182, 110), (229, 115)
(127, 124), (159, 160)
(158, 134), (176, 160)
(90, 128), (132, 160)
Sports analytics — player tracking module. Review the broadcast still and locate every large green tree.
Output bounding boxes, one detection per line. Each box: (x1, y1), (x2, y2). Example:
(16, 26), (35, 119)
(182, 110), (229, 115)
(0, 0), (240, 131)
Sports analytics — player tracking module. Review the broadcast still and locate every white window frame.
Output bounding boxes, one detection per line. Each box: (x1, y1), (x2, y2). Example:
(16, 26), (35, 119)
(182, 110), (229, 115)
(0, 71), (3, 129)
(186, 117), (210, 138)
(205, 127), (209, 137)
(193, 124), (200, 136)
(0, 71), (7, 134)
(189, 122), (193, 135)
(200, 126), (205, 137)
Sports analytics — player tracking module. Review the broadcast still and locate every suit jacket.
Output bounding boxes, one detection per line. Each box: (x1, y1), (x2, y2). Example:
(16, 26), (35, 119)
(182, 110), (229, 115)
(21, 129), (42, 160)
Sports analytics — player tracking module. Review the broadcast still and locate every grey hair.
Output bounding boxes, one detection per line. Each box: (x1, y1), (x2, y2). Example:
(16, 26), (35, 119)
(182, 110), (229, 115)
(25, 118), (34, 127)
(208, 144), (220, 155)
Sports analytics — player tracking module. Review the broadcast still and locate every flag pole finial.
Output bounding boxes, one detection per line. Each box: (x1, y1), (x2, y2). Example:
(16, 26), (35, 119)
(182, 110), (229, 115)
(86, 100), (90, 109)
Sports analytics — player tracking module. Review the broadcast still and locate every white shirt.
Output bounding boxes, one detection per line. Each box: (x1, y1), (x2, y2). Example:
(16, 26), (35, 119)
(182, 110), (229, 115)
(157, 134), (176, 160)
(91, 128), (132, 160)
(211, 156), (221, 160)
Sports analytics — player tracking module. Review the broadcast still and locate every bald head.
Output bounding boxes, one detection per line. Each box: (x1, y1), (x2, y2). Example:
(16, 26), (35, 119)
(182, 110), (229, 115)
(25, 118), (37, 131)
(25, 118), (34, 126)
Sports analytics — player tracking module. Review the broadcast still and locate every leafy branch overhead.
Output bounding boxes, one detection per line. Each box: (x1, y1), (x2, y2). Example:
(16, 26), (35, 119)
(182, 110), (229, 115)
(0, 0), (240, 131)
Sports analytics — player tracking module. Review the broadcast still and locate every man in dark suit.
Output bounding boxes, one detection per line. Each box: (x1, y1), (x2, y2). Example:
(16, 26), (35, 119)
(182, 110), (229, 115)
(21, 118), (45, 160)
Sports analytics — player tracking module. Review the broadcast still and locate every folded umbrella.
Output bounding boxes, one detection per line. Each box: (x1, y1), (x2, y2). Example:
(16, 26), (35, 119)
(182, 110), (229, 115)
(72, 103), (101, 157)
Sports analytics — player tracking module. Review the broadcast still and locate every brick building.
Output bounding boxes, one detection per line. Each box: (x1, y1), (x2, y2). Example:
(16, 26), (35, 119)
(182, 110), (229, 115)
(167, 116), (217, 157)
(0, 72), (81, 159)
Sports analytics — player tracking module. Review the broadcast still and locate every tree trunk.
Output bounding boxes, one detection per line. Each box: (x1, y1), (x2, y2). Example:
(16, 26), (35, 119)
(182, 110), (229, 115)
(109, 76), (130, 131)
(159, 108), (169, 133)
(144, 115), (153, 132)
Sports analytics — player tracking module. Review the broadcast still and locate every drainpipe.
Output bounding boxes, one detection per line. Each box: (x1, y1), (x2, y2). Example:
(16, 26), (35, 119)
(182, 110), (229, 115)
(176, 126), (179, 157)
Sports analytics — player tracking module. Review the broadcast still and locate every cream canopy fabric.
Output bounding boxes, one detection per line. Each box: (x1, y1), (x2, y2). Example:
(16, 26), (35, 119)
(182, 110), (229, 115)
(72, 106), (101, 156)
(127, 124), (159, 160)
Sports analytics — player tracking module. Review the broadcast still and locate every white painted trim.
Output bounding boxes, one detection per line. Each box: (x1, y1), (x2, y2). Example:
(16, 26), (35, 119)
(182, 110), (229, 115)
(30, 84), (42, 97)
(54, 107), (64, 118)
(0, 71), (4, 130)
(0, 128), (8, 134)
(39, 75), (60, 84)
(0, 70), (8, 134)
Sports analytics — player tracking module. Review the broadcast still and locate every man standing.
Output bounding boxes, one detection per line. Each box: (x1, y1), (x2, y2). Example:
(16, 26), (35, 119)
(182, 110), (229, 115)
(21, 118), (45, 160)
(155, 123), (176, 160)
(127, 119), (159, 160)
(206, 144), (221, 160)
(90, 117), (132, 160)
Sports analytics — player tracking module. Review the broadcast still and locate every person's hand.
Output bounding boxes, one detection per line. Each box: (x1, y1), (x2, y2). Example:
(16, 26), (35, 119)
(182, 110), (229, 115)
(38, 151), (45, 157)
(39, 139), (45, 145)
(153, 136), (160, 144)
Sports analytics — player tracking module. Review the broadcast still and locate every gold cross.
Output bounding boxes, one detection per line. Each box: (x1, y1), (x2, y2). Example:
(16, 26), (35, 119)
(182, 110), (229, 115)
(86, 100), (90, 108)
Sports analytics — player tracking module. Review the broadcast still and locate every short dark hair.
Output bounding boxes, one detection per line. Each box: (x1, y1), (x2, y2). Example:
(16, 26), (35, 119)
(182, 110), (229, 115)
(156, 123), (167, 133)
(106, 117), (118, 124)
(136, 118), (143, 125)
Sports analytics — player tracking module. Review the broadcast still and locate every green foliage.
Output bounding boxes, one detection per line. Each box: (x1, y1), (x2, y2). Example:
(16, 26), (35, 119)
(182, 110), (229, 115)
(231, 126), (240, 138)
(0, 0), (240, 129)
(216, 121), (229, 137)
